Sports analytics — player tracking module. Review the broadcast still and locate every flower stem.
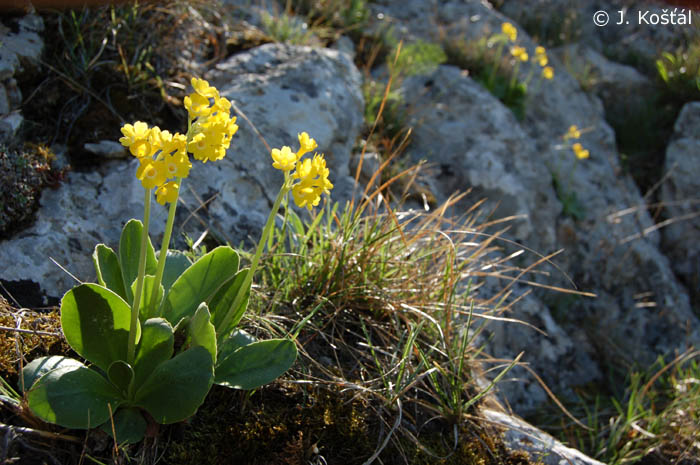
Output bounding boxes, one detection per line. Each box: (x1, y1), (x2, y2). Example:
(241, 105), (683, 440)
(127, 188), (152, 365)
(151, 177), (183, 315)
(216, 183), (289, 340)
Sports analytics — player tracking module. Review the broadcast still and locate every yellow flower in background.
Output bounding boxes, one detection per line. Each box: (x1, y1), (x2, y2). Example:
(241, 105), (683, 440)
(136, 158), (167, 190)
(296, 132), (317, 160)
(155, 181), (180, 205)
(534, 46), (548, 66)
(542, 66), (554, 80)
(501, 22), (517, 42)
(572, 143), (589, 160)
(564, 125), (581, 140)
(510, 46), (528, 62)
(271, 146), (296, 171)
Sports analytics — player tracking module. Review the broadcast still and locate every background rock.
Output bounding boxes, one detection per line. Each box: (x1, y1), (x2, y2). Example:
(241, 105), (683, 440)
(661, 102), (700, 302)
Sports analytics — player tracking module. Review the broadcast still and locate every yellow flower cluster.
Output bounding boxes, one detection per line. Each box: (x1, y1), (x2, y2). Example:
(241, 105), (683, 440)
(533, 46), (554, 80)
(501, 22), (517, 42)
(562, 125), (589, 159)
(119, 78), (239, 205)
(185, 78), (239, 163)
(120, 123), (191, 204)
(572, 143), (589, 160)
(271, 132), (333, 210)
(564, 125), (581, 140)
(510, 45), (528, 62)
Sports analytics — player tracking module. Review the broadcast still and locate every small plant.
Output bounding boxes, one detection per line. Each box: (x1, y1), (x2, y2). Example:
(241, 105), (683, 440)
(21, 78), (332, 444)
(656, 40), (700, 103)
(550, 125), (589, 220)
(548, 352), (700, 465)
(260, 10), (316, 45)
(443, 22), (554, 119)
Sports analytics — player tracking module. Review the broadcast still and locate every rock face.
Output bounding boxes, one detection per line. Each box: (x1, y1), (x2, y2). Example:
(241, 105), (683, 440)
(0, 14), (44, 142)
(0, 43), (364, 301)
(661, 102), (700, 301)
(482, 408), (606, 465)
(363, 0), (700, 414)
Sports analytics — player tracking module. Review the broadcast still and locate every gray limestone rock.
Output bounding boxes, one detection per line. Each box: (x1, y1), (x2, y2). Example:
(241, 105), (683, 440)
(661, 102), (700, 301)
(482, 408), (606, 465)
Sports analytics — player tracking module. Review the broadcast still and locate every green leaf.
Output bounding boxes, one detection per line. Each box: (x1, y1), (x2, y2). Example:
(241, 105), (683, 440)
(159, 250), (192, 294)
(134, 346), (214, 424)
(189, 303), (217, 364)
(22, 356), (84, 392)
(100, 407), (146, 444)
(119, 219), (158, 303)
(132, 275), (164, 321)
(27, 364), (123, 429)
(108, 360), (134, 396)
(160, 246), (239, 326)
(133, 318), (174, 388)
(215, 339), (297, 390)
(60, 284), (132, 372)
(217, 329), (257, 363)
(209, 268), (250, 335)
(93, 244), (127, 301)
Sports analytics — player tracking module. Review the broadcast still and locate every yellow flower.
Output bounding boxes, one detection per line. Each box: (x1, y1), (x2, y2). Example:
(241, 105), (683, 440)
(510, 46), (528, 62)
(542, 66), (554, 80)
(119, 121), (153, 158)
(501, 22), (517, 42)
(191, 77), (219, 99)
(136, 158), (167, 190)
(296, 132), (318, 160)
(184, 93), (212, 120)
(291, 153), (333, 210)
(163, 152), (192, 178)
(271, 146), (296, 171)
(564, 125), (581, 140)
(572, 143), (589, 160)
(534, 46), (548, 66)
(155, 181), (180, 205)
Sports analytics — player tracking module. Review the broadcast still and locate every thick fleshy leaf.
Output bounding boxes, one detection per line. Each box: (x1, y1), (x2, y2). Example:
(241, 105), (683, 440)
(22, 356), (84, 392)
(209, 268), (250, 335)
(134, 346), (214, 424)
(133, 318), (174, 388)
(93, 244), (127, 301)
(159, 250), (192, 294)
(108, 360), (134, 395)
(132, 275), (164, 321)
(160, 246), (239, 326)
(119, 219), (158, 303)
(60, 284), (132, 372)
(217, 329), (257, 363)
(27, 364), (123, 429)
(100, 407), (147, 444)
(189, 303), (217, 364)
(215, 339), (297, 390)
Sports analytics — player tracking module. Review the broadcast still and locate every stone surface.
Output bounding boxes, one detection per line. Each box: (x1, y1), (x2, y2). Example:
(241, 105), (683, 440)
(553, 44), (655, 130)
(661, 102), (700, 300)
(0, 43), (364, 302)
(83, 140), (129, 159)
(482, 408), (606, 465)
(0, 14), (44, 80)
(360, 0), (700, 414)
